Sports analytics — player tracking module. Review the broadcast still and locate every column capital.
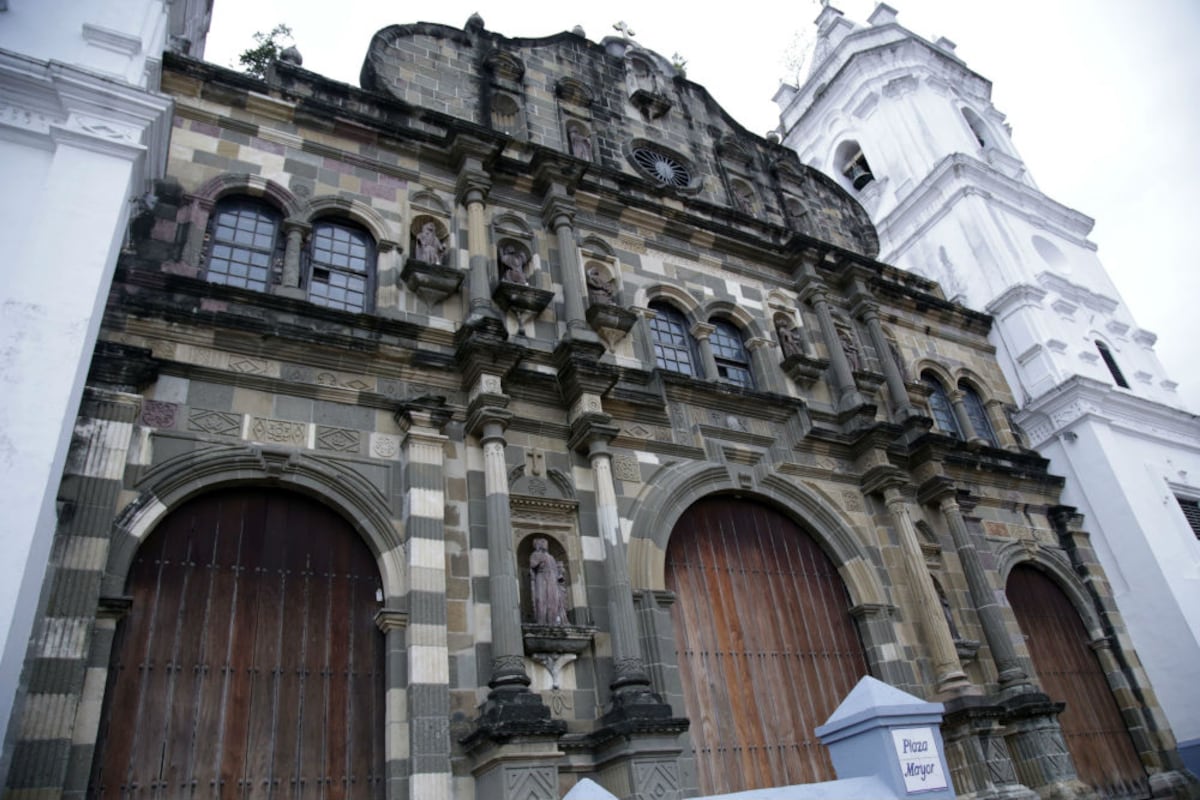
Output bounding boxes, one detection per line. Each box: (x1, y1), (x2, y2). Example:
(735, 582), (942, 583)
(861, 464), (909, 497)
(374, 608), (409, 633)
(690, 320), (715, 340)
(394, 394), (455, 434)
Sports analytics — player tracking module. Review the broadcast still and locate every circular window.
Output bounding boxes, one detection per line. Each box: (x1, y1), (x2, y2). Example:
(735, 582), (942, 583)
(632, 147), (692, 187)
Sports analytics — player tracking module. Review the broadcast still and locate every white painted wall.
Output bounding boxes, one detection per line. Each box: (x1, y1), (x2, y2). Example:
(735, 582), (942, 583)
(0, 0), (208, 779)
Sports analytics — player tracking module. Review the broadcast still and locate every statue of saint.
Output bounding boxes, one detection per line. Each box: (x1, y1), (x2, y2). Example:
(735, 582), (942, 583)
(568, 126), (593, 161)
(414, 221), (446, 264)
(529, 538), (569, 625)
(585, 266), (615, 304)
(500, 243), (529, 285)
(776, 319), (804, 359)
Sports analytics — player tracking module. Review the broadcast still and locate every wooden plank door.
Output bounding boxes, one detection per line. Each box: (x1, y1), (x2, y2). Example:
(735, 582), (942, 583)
(89, 488), (385, 799)
(1006, 566), (1149, 800)
(666, 497), (868, 795)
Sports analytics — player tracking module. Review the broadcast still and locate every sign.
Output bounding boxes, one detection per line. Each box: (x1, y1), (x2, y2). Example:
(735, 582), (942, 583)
(891, 726), (948, 794)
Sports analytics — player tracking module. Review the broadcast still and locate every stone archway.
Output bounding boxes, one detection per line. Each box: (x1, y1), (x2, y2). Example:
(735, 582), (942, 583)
(665, 495), (869, 795)
(88, 487), (386, 798)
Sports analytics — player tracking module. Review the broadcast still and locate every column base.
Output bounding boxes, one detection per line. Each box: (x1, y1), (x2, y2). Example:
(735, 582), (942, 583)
(467, 730), (565, 800)
(463, 690), (566, 744)
(942, 694), (1039, 800)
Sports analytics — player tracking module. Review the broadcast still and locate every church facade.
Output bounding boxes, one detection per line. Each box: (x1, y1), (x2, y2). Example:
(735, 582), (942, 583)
(775, 3), (1200, 775)
(3, 14), (1194, 800)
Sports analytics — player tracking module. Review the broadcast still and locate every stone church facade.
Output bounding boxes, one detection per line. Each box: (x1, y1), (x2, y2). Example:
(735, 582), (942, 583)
(4, 16), (1193, 800)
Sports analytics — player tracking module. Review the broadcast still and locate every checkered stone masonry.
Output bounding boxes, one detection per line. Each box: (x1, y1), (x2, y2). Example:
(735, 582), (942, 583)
(401, 410), (453, 800)
(7, 390), (138, 795)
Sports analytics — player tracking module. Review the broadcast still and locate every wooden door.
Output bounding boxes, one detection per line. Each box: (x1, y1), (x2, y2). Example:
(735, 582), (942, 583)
(89, 488), (385, 799)
(1006, 566), (1148, 799)
(666, 497), (868, 795)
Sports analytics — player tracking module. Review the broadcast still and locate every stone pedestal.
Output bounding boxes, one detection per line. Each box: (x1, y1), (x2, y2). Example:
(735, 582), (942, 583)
(468, 736), (564, 800)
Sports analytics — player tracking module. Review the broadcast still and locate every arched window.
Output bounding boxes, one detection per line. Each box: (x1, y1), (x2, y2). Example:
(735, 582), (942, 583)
(958, 382), (997, 446)
(308, 219), (374, 313)
(649, 302), (699, 377)
(205, 197), (282, 292)
(961, 107), (989, 148)
(710, 319), (754, 388)
(922, 372), (962, 438)
(1096, 341), (1130, 388)
(835, 140), (875, 191)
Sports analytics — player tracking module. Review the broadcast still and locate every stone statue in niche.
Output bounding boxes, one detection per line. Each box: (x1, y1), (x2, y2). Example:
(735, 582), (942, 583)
(838, 328), (861, 371)
(414, 220), (446, 264)
(499, 242), (529, 285)
(776, 318), (805, 358)
(568, 125), (592, 161)
(529, 538), (569, 625)
(585, 266), (615, 304)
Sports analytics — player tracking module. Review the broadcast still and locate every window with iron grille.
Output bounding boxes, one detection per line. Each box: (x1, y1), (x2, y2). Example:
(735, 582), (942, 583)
(710, 319), (754, 388)
(649, 302), (699, 377)
(923, 373), (962, 438)
(959, 382), (998, 446)
(1177, 497), (1200, 540)
(205, 198), (282, 292)
(308, 220), (373, 313)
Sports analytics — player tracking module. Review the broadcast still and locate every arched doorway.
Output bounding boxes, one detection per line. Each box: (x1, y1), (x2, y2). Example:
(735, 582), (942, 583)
(88, 487), (385, 799)
(1006, 565), (1148, 799)
(665, 496), (868, 794)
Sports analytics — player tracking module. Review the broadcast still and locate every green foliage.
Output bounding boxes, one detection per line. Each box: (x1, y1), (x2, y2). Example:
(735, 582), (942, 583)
(670, 52), (688, 78)
(237, 24), (293, 78)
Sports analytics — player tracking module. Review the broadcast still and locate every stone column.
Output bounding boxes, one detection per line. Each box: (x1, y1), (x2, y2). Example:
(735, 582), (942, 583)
(879, 483), (971, 695)
(928, 487), (1029, 689)
(542, 194), (598, 344)
(375, 609), (411, 800)
(800, 284), (861, 410)
(478, 411), (529, 694)
(691, 321), (718, 380)
(859, 303), (915, 419)
(397, 398), (454, 800)
(456, 162), (504, 333)
(586, 435), (657, 703)
(281, 218), (309, 290)
(464, 378), (560, 739)
(947, 389), (986, 445)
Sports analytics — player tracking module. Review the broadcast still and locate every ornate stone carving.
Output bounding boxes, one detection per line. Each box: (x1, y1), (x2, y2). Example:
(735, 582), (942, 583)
(141, 400), (177, 429)
(187, 409), (241, 437)
(612, 454), (641, 483)
(250, 417), (306, 445)
(316, 426), (361, 453)
(529, 538), (569, 626)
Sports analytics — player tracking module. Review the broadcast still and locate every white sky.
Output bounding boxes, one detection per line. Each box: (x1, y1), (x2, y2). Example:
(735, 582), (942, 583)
(204, 0), (1200, 411)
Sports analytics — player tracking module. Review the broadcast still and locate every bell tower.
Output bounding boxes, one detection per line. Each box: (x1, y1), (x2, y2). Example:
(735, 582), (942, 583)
(776, 1), (1200, 776)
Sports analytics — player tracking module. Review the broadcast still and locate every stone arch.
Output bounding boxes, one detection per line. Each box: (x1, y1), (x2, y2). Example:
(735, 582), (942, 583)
(302, 195), (398, 249)
(994, 543), (1106, 640)
(192, 172), (303, 217)
(626, 461), (887, 610)
(579, 235), (615, 260)
(410, 187), (450, 216)
(703, 299), (766, 340)
(105, 444), (405, 601)
(914, 359), (956, 390)
(492, 211), (532, 239)
(953, 367), (999, 403)
(638, 283), (703, 321)
(555, 77), (594, 107)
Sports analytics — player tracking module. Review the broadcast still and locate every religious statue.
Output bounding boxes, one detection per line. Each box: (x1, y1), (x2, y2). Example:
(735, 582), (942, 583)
(500, 242), (529, 285)
(776, 319), (804, 359)
(838, 328), (861, 371)
(529, 538), (569, 626)
(585, 266), (615, 304)
(414, 220), (446, 265)
(568, 126), (593, 161)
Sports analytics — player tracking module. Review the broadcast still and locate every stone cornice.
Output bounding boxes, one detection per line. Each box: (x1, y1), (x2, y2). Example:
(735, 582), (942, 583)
(1016, 374), (1200, 450)
(878, 154), (1097, 263)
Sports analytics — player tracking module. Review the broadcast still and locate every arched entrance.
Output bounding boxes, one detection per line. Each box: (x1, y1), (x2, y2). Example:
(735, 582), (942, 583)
(1006, 565), (1148, 799)
(665, 496), (868, 794)
(88, 487), (385, 799)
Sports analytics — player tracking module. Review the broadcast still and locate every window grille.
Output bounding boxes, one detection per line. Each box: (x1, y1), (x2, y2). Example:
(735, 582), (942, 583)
(1177, 497), (1200, 540)
(923, 374), (962, 438)
(959, 383), (998, 446)
(1096, 341), (1130, 388)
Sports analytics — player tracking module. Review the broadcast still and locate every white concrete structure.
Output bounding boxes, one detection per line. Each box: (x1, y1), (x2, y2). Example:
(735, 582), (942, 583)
(775, 2), (1200, 774)
(0, 0), (210, 778)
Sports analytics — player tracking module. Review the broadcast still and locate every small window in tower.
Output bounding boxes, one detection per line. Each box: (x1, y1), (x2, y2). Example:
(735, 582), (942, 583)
(962, 107), (988, 148)
(1096, 341), (1130, 388)
(835, 140), (875, 191)
(1177, 496), (1200, 540)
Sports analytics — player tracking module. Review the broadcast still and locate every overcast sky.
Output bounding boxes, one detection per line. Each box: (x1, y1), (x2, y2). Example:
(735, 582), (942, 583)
(204, 0), (1200, 411)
